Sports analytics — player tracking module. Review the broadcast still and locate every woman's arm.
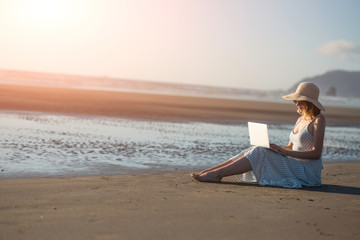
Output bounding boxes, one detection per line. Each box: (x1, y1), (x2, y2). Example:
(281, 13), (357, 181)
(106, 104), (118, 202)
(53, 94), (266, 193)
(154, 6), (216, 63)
(282, 141), (293, 151)
(271, 115), (326, 160)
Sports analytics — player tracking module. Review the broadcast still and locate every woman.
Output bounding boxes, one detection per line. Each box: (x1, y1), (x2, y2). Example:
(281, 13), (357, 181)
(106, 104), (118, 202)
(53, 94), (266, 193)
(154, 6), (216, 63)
(191, 82), (326, 188)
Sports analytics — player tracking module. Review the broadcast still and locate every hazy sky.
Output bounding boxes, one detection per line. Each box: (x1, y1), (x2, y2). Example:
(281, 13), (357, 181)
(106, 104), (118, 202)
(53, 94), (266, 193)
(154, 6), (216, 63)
(0, 0), (359, 90)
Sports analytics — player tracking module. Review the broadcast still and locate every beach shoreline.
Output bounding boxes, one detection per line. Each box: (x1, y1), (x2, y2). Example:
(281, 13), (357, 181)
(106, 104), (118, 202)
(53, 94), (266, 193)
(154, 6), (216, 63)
(1, 108), (359, 179)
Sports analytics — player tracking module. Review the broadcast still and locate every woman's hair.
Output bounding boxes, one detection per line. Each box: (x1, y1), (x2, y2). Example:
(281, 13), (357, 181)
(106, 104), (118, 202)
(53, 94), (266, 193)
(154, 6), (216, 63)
(298, 101), (321, 120)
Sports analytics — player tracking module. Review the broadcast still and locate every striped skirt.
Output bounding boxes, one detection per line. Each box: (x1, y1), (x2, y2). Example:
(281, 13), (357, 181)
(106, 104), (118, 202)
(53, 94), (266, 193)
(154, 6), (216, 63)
(232, 146), (322, 188)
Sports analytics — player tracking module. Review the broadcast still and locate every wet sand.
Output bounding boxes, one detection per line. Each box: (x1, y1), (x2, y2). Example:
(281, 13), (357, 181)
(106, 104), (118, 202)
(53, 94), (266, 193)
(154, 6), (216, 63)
(1, 84), (360, 125)
(1, 84), (360, 239)
(0, 163), (359, 240)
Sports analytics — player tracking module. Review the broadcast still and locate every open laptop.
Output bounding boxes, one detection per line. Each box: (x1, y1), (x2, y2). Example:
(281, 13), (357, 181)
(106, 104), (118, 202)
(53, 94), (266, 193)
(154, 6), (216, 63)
(248, 122), (285, 155)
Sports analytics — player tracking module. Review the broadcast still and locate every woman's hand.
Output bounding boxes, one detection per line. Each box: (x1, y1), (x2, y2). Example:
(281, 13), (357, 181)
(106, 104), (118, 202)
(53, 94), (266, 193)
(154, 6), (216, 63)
(270, 143), (282, 151)
(270, 143), (285, 154)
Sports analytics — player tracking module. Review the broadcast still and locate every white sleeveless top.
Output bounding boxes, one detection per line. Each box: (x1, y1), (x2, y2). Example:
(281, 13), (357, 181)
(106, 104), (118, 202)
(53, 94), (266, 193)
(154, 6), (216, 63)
(290, 114), (322, 152)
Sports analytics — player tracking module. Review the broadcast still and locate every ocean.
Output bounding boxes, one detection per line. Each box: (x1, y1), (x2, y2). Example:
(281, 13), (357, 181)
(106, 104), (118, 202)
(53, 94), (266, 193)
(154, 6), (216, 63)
(1, 111), (359, 178)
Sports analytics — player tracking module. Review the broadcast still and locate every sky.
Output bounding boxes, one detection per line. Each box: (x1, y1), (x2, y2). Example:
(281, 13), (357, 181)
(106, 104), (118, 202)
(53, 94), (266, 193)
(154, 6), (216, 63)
(0, 0), (359, 90)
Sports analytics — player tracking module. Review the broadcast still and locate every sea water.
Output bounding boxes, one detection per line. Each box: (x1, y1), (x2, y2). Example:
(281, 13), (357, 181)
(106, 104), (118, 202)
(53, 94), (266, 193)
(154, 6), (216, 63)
(0, 111), (359, 178)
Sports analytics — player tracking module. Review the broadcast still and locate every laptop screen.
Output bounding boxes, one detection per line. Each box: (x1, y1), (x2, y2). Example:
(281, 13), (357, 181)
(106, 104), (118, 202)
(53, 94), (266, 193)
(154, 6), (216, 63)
(248, 122), (270, 148)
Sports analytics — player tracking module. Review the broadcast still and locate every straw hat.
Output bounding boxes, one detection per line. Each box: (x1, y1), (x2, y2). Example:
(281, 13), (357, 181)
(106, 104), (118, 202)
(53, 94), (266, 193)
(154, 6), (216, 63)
(282, 82), (325, 111)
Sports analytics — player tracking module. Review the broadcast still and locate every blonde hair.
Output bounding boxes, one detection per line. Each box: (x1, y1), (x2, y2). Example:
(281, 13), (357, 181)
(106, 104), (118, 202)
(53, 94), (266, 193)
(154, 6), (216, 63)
(298, 101), (321, 120)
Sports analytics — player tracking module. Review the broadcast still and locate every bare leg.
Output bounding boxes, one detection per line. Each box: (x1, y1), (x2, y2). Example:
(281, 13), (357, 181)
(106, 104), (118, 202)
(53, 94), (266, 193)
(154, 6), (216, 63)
(190, 159), (234, 179)
(198, 159), (234, 174)
(192, 156), (252, 183)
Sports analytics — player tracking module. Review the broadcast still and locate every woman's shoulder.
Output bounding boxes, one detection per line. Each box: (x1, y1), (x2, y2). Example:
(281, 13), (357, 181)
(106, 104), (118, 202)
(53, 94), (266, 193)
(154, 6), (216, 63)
(316, 114), (326, 121)
(312, 114), (326, 127)
(312, 113), (325, 121)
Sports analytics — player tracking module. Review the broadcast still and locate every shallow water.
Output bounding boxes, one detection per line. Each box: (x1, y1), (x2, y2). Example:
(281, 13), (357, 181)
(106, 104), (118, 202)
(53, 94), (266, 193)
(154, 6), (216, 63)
(0, 111), (359, 178)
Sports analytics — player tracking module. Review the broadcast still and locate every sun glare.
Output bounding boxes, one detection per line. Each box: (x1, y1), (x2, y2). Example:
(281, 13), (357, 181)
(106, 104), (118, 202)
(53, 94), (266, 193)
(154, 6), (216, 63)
(17, 0), (74, 25)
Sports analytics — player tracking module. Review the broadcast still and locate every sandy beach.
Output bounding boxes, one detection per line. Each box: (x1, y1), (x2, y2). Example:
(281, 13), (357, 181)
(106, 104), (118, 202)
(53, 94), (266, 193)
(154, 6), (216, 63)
(1, 84), (360, 125)
(0, 163), (359, 240)
(1, 84), (360, 239)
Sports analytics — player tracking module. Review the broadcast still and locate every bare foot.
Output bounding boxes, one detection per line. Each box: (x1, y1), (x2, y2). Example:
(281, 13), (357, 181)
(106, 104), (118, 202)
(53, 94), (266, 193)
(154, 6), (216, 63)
(190, 172), (200, 179)
(192, 172), (222, 183)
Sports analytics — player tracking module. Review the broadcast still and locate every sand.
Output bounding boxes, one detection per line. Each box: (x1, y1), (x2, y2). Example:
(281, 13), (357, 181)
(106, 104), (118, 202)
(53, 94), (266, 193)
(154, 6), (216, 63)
(1, 84), (360, 239)
(1, 84), (360, 125)
(0, 163), (359, 240)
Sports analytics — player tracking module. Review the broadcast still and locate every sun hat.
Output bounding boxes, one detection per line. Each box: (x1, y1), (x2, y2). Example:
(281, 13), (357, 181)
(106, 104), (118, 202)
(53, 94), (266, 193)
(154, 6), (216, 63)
(282, 82), (325, 111)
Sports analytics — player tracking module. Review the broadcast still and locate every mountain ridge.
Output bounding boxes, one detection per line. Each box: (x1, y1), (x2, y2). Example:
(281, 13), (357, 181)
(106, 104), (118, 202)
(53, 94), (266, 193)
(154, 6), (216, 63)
(289, 70), (360, 98)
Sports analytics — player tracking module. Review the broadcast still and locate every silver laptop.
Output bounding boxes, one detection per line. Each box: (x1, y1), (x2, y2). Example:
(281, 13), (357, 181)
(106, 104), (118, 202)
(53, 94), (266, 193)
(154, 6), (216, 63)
(248, 122), (285, 155)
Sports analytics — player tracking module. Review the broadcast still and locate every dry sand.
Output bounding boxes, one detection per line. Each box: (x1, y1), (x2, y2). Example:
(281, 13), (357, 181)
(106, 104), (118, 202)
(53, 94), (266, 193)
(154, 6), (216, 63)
(1, 84), (360, 239)
(1, 84), (360, 125)
(0, 163), (359, 240)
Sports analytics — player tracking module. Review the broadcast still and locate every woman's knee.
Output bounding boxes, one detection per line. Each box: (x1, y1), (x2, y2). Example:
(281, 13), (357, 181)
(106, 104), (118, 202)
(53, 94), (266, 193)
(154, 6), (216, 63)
(252, 146), (267, 155)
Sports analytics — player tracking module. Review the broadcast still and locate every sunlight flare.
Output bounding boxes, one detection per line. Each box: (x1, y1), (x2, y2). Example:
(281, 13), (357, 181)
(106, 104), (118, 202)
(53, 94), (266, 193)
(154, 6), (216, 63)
(17, 0), (75, 25)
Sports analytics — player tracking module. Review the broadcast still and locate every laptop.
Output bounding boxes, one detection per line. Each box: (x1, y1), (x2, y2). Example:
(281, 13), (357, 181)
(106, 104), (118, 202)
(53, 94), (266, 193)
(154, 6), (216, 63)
(248, 122), (285, 155)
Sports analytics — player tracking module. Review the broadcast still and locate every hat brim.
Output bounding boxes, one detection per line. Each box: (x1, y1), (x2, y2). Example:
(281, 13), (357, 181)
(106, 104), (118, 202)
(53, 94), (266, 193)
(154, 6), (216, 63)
(282, 93), (326, 111)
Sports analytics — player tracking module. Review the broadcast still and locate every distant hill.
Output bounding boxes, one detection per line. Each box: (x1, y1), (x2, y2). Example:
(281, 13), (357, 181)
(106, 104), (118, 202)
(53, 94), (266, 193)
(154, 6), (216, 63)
(289, 70), (360, 98)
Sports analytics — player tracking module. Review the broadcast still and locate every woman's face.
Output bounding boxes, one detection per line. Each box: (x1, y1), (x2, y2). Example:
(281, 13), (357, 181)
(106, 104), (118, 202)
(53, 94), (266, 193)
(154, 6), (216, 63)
(294, 100), (306, 113)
